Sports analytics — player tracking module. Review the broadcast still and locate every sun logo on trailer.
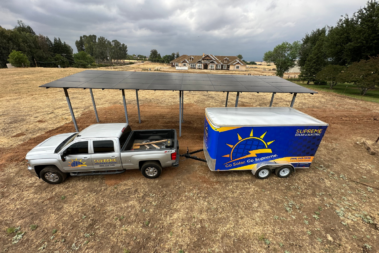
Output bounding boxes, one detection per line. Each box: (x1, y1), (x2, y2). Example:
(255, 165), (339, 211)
(68, 158), (87, 168)
(223, 129), (275, 163)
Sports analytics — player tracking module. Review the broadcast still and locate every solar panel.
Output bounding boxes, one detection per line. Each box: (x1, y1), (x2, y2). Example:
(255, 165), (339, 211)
(40, 70), (316, 94)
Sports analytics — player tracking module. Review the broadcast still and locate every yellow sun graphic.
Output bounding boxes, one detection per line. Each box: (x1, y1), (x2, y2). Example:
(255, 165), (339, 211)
(68, 158), (87, 168)
(223, 129), (275, 163)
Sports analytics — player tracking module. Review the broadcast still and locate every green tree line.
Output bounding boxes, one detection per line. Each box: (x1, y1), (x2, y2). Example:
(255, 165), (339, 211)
(149, 49), (180, 63)
(0, 20), (73, 68)
(75, 35), (127, 63)
(264, 1), (379, 95)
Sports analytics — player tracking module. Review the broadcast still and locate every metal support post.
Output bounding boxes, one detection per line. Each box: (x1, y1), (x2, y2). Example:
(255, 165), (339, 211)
(290, 93), (297, 107)
(122, 89), (129, 124)
(179, 91), (182, 137)
(89, 88), (99, 122)
(235, 92), (240, 107)
(225, 91), (229, 107)
(63, 88), (79, 132)
(182, 91), (184, 122)
(269, 92), (276, 107)
(136, 89), (141, 123)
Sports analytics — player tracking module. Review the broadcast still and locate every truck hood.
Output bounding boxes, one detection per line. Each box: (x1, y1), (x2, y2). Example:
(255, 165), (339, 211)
(26, 133), (75, 160)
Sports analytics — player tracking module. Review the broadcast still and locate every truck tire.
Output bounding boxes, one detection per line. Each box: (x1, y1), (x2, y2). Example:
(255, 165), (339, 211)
(40, 166), (67, 184)
(141, 162), (162, 179)
(255, 167), (271, 179)
(275, 166), (293, 178)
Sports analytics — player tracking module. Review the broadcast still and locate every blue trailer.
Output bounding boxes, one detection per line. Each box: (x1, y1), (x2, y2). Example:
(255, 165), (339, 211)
(202, 107), (328, 179)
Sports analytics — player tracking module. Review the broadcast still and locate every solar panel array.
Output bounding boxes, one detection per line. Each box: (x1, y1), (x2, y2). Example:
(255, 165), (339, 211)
(40, 70), (316, 93)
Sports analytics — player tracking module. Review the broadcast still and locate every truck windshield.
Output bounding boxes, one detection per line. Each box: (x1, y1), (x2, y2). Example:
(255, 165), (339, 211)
(54, 133), (78, 153)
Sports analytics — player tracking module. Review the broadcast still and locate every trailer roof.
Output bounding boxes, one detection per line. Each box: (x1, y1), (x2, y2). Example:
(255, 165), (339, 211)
(205, 107), (328, 127)
(40, 70), (316, 94)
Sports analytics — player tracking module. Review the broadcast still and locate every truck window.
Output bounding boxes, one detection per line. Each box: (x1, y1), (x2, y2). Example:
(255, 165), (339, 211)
(65, 141), (88, 155)
(93, 140), (115, 153)
(119, 126), (131, 148)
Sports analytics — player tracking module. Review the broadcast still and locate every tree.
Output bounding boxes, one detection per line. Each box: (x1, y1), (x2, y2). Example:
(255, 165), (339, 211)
(237, 54), (243, 60)
(54, 54), (69, 67)
(337, 56), (379, 95)
(94, 36), (109, 62)
(7, 50), (30, 67)
(325, 1), (379, 65)
(149, 49), (159, 61)
(0, 21), (73, 68)
(75, 36), (84, 52)
(162, 54), (175, 63)
(73, 51), (94, 68)
(300, 35), (328, 84)
(316, 65), (345, 89)
(298, 28), (326, 69)
(263, 41), (301, 77)
(82, 35), (97, 56)
(14, 20), (35, 35)
(176, 52), (180, 59)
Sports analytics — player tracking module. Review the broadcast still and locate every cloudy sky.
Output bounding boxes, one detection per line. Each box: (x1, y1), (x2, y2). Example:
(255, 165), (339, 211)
(0, 0), (367, 61)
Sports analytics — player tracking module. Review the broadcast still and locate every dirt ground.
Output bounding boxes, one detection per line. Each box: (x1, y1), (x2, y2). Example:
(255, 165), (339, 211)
(0, 66), (379, 252)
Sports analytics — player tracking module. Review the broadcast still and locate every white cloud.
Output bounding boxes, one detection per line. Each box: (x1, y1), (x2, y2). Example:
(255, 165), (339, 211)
(0, 0), (366, 60)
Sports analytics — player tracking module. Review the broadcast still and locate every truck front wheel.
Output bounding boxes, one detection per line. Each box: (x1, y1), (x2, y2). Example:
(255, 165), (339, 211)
(141, 162), (162, 179)
(40, 166), (67, 184)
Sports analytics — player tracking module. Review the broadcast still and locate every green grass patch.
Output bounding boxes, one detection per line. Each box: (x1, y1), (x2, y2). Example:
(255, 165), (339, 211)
(294, 82), (379, 103)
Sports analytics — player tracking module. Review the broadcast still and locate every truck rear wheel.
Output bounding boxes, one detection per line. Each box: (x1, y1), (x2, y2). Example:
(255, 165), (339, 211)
(40, 166), (67, 184)
(141, 162), (162, 179)
(255, 167), (271, 179)
(275, 166), (293, 178)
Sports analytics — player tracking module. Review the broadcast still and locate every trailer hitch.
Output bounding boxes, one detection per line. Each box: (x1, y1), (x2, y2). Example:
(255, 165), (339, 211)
(180, 148), (207, 163)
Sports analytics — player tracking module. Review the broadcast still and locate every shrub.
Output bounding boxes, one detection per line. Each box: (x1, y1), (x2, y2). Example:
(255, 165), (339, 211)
(73, 51), (94, 68)
(7, 50), (30, 67)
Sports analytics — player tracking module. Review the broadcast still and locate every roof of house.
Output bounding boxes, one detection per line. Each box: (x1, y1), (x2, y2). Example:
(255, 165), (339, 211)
(170, 54), (245, 65)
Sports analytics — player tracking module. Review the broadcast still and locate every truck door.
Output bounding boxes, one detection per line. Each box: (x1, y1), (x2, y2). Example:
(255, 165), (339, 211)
(90, 139), (122, 170)
(61, 141), (94, 172)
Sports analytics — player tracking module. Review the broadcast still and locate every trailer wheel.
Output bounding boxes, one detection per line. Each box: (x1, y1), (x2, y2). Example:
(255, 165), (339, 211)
(141, 162), (162, 179)
(275, 166), (293, 178)
(255, 167), (271, 179)
(40, 166), (67, 184)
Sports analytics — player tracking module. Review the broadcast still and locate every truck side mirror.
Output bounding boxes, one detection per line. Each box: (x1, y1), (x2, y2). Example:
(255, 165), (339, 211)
(61, 150), (68, 161)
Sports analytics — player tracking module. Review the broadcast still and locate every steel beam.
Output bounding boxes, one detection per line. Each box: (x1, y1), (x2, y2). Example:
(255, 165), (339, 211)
(225, 91), (229, 107)
(290, 93), (297, 107)
(89, 88), (99, 122)
(235, 92), (240, 107)
(269, 92), (276, 107)
(179, 91), (182, 137)
(183, 91), (185, 122)
(136, 89), (141, 123)
(122, 89), (129, 123)
(63, 88), (79, 132)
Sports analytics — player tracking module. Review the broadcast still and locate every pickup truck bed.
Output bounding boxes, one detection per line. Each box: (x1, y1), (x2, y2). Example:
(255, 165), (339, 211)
(123, 129), (176, 151)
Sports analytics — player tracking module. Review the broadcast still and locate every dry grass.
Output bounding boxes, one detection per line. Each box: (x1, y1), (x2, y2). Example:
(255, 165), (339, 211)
(1, 67), (379, 252)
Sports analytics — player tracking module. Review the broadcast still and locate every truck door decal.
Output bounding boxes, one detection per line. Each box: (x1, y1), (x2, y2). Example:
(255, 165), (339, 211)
(93, 158), (117, 167)
(68, 159), (87, 168)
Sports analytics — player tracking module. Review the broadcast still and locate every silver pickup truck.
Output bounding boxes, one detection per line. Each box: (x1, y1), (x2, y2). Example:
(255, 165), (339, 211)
(26, 123), (179, 184)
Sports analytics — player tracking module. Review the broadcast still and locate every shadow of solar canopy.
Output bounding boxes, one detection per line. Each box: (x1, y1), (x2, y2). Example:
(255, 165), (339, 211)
(40, 70), (316, 137)
(40, 70), (316, 94)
